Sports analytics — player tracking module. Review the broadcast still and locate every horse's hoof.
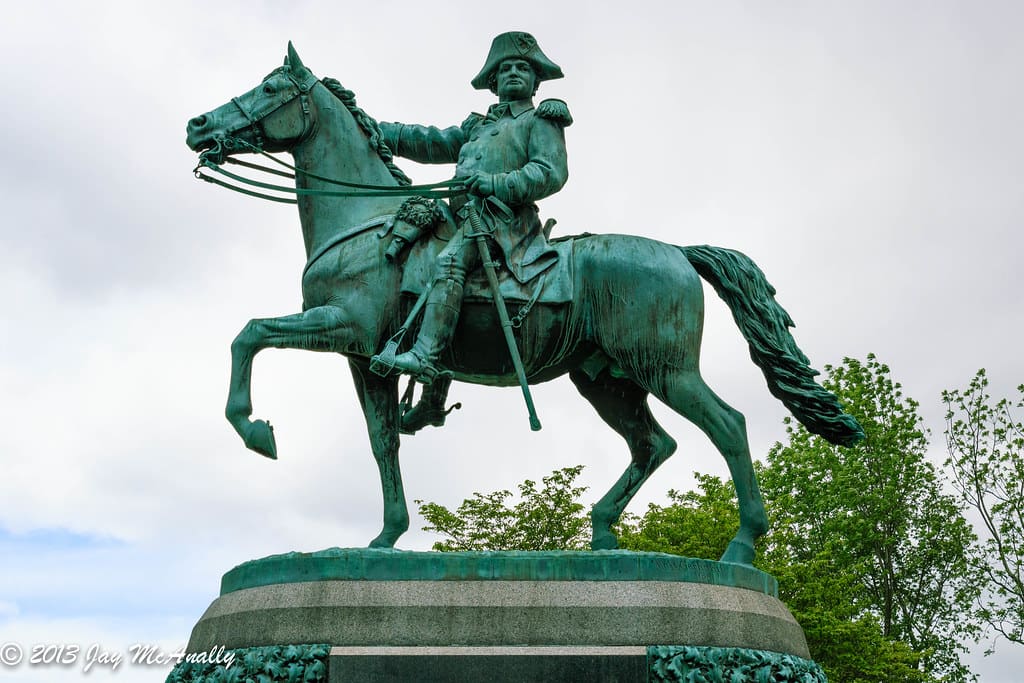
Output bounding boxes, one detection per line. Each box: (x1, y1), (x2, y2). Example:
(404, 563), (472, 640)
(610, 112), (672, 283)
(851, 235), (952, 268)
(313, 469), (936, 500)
(590, 531), (619, 551)
(368, 534), (397, 549)
(720, 540), (755, 566)
(244, 419), (277, 460)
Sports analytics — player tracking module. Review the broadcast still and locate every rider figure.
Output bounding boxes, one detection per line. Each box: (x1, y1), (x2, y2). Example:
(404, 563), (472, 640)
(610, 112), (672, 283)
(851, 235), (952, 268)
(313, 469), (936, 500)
(373, 31), (572, 382)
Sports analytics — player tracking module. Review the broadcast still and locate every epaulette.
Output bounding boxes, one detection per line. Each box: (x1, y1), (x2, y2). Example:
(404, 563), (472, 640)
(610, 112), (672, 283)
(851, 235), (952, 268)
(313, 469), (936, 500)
(536, 99), (573, 127)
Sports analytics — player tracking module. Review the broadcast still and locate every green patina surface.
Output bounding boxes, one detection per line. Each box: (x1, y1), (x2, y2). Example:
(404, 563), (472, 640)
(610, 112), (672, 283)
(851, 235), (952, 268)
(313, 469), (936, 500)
(186, 39), (865, 569)
(166, 644), (329, 683)
(649, 645), (827, 682)
(219, 548), (778, 597)
(166, 643), (824, 682)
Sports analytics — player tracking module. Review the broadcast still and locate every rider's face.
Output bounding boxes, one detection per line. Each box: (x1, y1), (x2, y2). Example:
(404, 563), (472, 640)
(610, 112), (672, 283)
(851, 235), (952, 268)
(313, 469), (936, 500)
(495, 59), (536, 101)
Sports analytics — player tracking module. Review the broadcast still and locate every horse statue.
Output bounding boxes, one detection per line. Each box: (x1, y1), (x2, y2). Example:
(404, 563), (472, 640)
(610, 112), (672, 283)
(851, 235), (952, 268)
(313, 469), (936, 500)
(185, 43), (863, 566)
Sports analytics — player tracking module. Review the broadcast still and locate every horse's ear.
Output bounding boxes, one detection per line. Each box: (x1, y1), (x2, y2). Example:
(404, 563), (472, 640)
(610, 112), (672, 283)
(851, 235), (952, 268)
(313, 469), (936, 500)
(287, 41), (305, 72)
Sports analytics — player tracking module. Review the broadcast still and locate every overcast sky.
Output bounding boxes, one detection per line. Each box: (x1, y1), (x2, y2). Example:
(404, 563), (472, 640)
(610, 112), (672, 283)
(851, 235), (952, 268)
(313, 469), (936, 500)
(2, 1), (1022, 681)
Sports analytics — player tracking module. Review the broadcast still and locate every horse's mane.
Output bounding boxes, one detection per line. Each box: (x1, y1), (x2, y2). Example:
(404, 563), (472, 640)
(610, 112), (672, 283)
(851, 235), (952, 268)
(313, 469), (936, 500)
(321, 77), (412, 187)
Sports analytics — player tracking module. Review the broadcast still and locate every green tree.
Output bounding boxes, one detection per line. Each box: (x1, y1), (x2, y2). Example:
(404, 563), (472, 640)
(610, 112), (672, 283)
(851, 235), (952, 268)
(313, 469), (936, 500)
(769, 552), (927, 683)
(616, 473), (738, 559)
(944, 369), (1024, 648)
(416, 465), (590, 551)
(616, 467), (929, 681)
(760, 355), (978, 682)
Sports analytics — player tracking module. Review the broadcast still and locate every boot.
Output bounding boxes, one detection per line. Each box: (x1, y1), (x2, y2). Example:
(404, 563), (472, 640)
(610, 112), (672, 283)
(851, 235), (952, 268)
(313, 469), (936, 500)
(400, 375), (460, 434)
(389, 279), (463, 383)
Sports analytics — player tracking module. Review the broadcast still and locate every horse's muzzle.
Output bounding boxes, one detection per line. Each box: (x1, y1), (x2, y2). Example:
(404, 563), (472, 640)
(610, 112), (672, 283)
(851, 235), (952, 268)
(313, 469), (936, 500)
(186, 114), (218, 152)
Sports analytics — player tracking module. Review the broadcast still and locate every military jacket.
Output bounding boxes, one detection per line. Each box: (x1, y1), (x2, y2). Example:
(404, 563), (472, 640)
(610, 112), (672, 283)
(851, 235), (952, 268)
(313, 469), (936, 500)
(380, 98), (570, 282)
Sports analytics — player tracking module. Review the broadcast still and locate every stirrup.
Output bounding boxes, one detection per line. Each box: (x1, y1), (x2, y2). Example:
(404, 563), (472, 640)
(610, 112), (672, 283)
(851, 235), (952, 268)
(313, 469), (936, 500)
(369, 329), (406, 377)
(374, 348), (451, 385)
(369, 349), (398, 377)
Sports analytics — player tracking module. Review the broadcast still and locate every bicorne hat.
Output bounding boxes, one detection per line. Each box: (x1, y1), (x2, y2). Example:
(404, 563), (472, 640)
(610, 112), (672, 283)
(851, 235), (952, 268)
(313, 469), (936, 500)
(471, 32), (564, 90)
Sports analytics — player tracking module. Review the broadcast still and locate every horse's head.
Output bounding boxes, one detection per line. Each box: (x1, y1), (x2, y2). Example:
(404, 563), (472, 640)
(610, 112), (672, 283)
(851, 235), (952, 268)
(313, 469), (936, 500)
(186, 42), (318, 162)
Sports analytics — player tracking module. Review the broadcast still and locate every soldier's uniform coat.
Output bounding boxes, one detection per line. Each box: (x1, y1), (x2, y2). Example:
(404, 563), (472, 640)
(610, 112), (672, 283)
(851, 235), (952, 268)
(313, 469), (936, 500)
(380, 97), (569, 283)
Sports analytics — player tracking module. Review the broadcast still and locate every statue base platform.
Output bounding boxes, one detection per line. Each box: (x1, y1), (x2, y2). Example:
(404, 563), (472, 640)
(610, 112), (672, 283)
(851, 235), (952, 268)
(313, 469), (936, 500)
(169, 548), (825, 682)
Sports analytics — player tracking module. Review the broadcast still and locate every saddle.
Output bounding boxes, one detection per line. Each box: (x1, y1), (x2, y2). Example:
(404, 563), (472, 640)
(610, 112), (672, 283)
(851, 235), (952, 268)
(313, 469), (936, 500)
(395, 214), (576, 307)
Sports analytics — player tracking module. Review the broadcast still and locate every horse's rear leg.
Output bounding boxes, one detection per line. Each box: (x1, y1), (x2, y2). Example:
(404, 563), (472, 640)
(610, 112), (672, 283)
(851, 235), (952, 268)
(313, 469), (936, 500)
(349, 358), (409, 548)
(569, 369), (677, 550)
(650, 370), (768, 566)
(227, 305), (351, 459)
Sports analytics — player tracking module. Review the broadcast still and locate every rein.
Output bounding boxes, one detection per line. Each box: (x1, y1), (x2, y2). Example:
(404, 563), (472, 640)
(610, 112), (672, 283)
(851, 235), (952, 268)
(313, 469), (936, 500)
(193, 137), (467, 203)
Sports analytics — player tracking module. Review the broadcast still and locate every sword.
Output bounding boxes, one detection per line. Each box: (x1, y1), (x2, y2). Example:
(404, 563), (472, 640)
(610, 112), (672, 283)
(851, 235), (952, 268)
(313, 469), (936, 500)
(465, 202), (542, 431)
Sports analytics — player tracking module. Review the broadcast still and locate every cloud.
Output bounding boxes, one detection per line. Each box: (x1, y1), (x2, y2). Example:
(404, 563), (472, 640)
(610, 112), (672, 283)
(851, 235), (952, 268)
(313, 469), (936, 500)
(0, 613), (191, 683)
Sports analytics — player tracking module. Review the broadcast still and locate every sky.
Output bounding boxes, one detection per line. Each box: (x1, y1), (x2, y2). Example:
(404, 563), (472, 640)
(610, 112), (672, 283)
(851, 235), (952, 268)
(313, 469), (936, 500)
(1, 1), (1022, 680)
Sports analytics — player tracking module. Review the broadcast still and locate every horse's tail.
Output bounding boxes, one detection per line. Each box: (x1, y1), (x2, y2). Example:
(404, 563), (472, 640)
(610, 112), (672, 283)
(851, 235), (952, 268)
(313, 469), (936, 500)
(681, 245), (864, 446)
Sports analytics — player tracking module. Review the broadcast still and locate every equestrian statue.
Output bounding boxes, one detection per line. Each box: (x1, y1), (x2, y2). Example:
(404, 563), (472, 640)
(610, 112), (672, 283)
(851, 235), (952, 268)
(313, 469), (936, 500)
(185, 37), (863, 567)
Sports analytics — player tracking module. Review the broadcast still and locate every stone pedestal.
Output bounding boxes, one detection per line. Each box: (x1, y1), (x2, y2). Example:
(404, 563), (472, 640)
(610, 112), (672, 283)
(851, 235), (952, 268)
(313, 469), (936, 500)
(328, 646), (648, 682)
(168, 549), (825, 682)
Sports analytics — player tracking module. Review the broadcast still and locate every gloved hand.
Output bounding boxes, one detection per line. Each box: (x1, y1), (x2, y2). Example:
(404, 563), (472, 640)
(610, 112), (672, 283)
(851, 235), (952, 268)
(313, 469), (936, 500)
(464, 172), (495, 197)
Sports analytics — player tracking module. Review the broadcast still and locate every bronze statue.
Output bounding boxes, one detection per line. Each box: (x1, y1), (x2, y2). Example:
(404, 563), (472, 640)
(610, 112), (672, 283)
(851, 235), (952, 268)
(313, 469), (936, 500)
(185, 40), (863, 566)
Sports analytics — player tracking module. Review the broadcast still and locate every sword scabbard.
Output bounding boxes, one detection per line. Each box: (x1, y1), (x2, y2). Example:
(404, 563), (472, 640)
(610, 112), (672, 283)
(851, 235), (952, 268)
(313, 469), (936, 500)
(466, 203), (542, 431)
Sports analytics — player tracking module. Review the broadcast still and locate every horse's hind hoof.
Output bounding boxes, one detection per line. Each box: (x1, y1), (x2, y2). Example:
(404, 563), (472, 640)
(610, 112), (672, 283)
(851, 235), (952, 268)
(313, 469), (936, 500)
(590, 530), (619, 551)
(720, 540), (755, 566)
(368, 533), (399, 549)
(244, 419), (278, 460)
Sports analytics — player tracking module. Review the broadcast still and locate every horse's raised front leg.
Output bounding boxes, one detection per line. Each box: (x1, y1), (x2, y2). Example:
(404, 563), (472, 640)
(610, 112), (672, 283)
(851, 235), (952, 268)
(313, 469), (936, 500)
(348, 358), (409, 548)
(226, 305), (353, 459)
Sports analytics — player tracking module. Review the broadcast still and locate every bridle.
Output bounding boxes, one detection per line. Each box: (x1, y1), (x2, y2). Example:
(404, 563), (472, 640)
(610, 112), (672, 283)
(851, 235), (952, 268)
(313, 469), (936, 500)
(193, 67), (467, 204)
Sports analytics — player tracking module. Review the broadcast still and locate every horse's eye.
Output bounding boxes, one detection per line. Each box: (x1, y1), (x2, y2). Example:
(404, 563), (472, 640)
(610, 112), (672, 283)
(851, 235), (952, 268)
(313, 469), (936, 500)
(263, 83), (276, 95)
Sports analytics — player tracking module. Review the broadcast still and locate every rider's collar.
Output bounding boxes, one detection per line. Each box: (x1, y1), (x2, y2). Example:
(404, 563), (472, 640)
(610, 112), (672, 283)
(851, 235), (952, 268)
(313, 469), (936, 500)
(487, 98), (534, 120)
